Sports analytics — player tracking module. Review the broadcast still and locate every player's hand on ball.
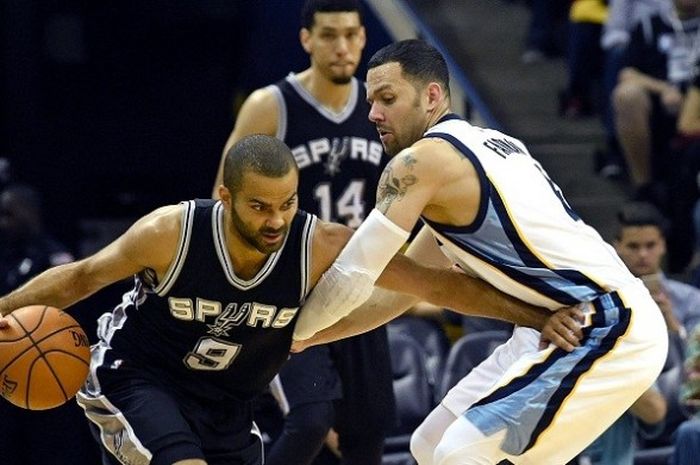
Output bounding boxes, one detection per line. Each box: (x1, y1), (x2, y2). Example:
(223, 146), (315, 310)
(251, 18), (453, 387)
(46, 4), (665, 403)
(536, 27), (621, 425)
(0, 314), (10, 329)
(0, 305), (90, 410)
(539, 306), (584, 352)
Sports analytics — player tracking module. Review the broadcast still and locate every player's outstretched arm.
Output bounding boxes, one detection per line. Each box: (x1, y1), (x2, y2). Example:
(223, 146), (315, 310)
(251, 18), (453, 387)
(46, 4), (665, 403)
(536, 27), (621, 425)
(296, 266), (582, 352)
(294, 227), (582, 351)
(212, 88), (279, 198)
(292, 218), (392, 341)
(0, 205), (183, 319)
(383, 261), (554, 330)
(293, 225), (440, 346)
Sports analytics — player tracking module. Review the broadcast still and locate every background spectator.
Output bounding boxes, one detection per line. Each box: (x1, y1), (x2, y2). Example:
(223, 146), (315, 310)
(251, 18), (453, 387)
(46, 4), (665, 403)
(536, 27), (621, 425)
(595, 0), (672, 178)
(612, 0), (700, 206)
(559, 0), (607, 119)
(614, 201), (700, 337)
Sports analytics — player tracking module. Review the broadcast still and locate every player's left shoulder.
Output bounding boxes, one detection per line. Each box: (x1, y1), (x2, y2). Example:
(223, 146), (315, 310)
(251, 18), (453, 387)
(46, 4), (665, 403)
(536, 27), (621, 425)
(392, 137), (461, 176)
(413, 136), (458, 156)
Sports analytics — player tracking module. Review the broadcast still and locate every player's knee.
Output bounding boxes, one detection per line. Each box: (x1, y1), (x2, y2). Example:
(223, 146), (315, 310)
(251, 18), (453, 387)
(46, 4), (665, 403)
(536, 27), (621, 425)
(612, 81), (650, 115)
(410, 428), (435, 465)
(433, 430), (474, 465)
(433, 417), (496, 465)
(433, 439), (459, 465)
(433, 442), (487, 465)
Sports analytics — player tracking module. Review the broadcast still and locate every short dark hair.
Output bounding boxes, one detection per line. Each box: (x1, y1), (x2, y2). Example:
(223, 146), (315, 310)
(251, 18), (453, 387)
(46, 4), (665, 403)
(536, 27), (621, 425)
(616, 201), (669, 238)
(301, 0), (363, 30)
(368, 39), (450, 96)
(223, 135), (297, 193)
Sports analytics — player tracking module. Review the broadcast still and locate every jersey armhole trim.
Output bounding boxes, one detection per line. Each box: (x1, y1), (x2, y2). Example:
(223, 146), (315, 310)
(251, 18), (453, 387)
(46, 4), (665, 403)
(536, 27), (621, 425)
(154, 201), (195, 296)
(421, 131), (490, 233)
(269, 84), (287, 140)
(299, 214), (317, 302)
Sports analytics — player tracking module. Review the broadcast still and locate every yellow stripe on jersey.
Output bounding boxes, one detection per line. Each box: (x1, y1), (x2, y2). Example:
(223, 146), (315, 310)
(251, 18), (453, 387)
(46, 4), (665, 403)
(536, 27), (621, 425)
(429, 227), (564, 308)
(487, 176), (611, 294)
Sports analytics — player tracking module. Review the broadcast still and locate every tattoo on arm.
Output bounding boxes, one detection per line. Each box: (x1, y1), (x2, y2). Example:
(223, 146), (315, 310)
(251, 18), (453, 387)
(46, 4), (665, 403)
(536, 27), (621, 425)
(376, 154), (418, 214)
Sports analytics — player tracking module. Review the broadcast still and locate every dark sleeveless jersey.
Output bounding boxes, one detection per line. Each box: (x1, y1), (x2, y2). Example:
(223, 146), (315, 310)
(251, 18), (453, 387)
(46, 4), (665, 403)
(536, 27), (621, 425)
(272, 74), (389, 228)
(97, 200), (316, 403)
(272, 74), (397, 433)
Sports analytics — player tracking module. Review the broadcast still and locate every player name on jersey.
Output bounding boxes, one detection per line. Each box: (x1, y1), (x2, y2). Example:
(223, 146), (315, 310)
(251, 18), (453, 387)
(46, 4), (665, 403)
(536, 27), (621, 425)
(483, 137), (526, 159)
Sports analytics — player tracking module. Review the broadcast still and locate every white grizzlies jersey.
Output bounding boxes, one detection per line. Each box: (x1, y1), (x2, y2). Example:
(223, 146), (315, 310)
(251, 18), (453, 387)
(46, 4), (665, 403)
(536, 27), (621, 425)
(422, 115), (636, 309)
(422, 116), (668, 465)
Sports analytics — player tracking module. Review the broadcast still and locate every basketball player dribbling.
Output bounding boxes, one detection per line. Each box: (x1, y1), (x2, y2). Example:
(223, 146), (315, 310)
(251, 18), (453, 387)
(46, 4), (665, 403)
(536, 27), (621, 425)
(292, 40), (669, 465)
(0, 135), (568, 465)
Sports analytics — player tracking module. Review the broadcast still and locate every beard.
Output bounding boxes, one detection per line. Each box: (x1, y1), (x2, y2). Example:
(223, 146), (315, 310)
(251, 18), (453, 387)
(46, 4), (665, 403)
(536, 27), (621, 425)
(330, 75), (353, 85)
(383, 96), (425, 155)
(230, 208), (288, 255)
(382, 137), (400, 156)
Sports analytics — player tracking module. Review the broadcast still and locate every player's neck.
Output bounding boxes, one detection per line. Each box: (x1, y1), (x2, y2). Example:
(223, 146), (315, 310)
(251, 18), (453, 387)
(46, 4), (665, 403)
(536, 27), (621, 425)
(221, 213), (270, 280)
(297, 68), (353, 113)
(426, 104), (452, 130)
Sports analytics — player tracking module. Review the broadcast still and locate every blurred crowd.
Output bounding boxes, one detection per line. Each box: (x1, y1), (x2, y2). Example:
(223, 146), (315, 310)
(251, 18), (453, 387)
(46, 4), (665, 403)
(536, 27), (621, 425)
(516, 0), (700, 463)
(524, 0), (700, 275)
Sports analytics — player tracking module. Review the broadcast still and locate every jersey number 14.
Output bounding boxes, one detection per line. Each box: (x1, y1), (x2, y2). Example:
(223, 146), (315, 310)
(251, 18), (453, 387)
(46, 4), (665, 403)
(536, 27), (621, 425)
(313, 179), (366, 228)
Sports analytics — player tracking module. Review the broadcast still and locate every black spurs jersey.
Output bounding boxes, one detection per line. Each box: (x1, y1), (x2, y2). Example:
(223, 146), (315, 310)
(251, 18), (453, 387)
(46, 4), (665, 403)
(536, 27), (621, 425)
(94, 200), (316, 403)
(271, 73), (388, 227)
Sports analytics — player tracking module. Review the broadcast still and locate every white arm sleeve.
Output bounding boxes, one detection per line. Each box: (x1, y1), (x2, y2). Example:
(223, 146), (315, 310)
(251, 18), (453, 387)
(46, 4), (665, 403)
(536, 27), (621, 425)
(293, 209), (410, 340)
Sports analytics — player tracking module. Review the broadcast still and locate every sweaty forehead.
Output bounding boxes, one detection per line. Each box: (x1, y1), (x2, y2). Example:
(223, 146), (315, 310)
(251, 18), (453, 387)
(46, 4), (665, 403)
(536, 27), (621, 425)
(367, 62), (404, 93)
(239, 170), (298, 201)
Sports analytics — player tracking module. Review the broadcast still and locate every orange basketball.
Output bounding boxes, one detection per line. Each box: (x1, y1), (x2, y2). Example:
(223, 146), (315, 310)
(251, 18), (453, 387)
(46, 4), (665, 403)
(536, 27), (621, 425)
(0, 305), (91, 410)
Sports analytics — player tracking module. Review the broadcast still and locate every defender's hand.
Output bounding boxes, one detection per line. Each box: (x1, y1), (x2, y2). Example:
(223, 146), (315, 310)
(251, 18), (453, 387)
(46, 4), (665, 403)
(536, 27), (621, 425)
(539, 306), (585, 352)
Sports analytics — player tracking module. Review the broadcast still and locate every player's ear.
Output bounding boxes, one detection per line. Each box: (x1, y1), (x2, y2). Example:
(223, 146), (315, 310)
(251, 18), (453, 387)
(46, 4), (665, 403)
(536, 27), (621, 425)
(358, 26), (367, 49)
(300, 28), (312, 54)
(218, 185), (233, 207)
(426, 82), (443, 110)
